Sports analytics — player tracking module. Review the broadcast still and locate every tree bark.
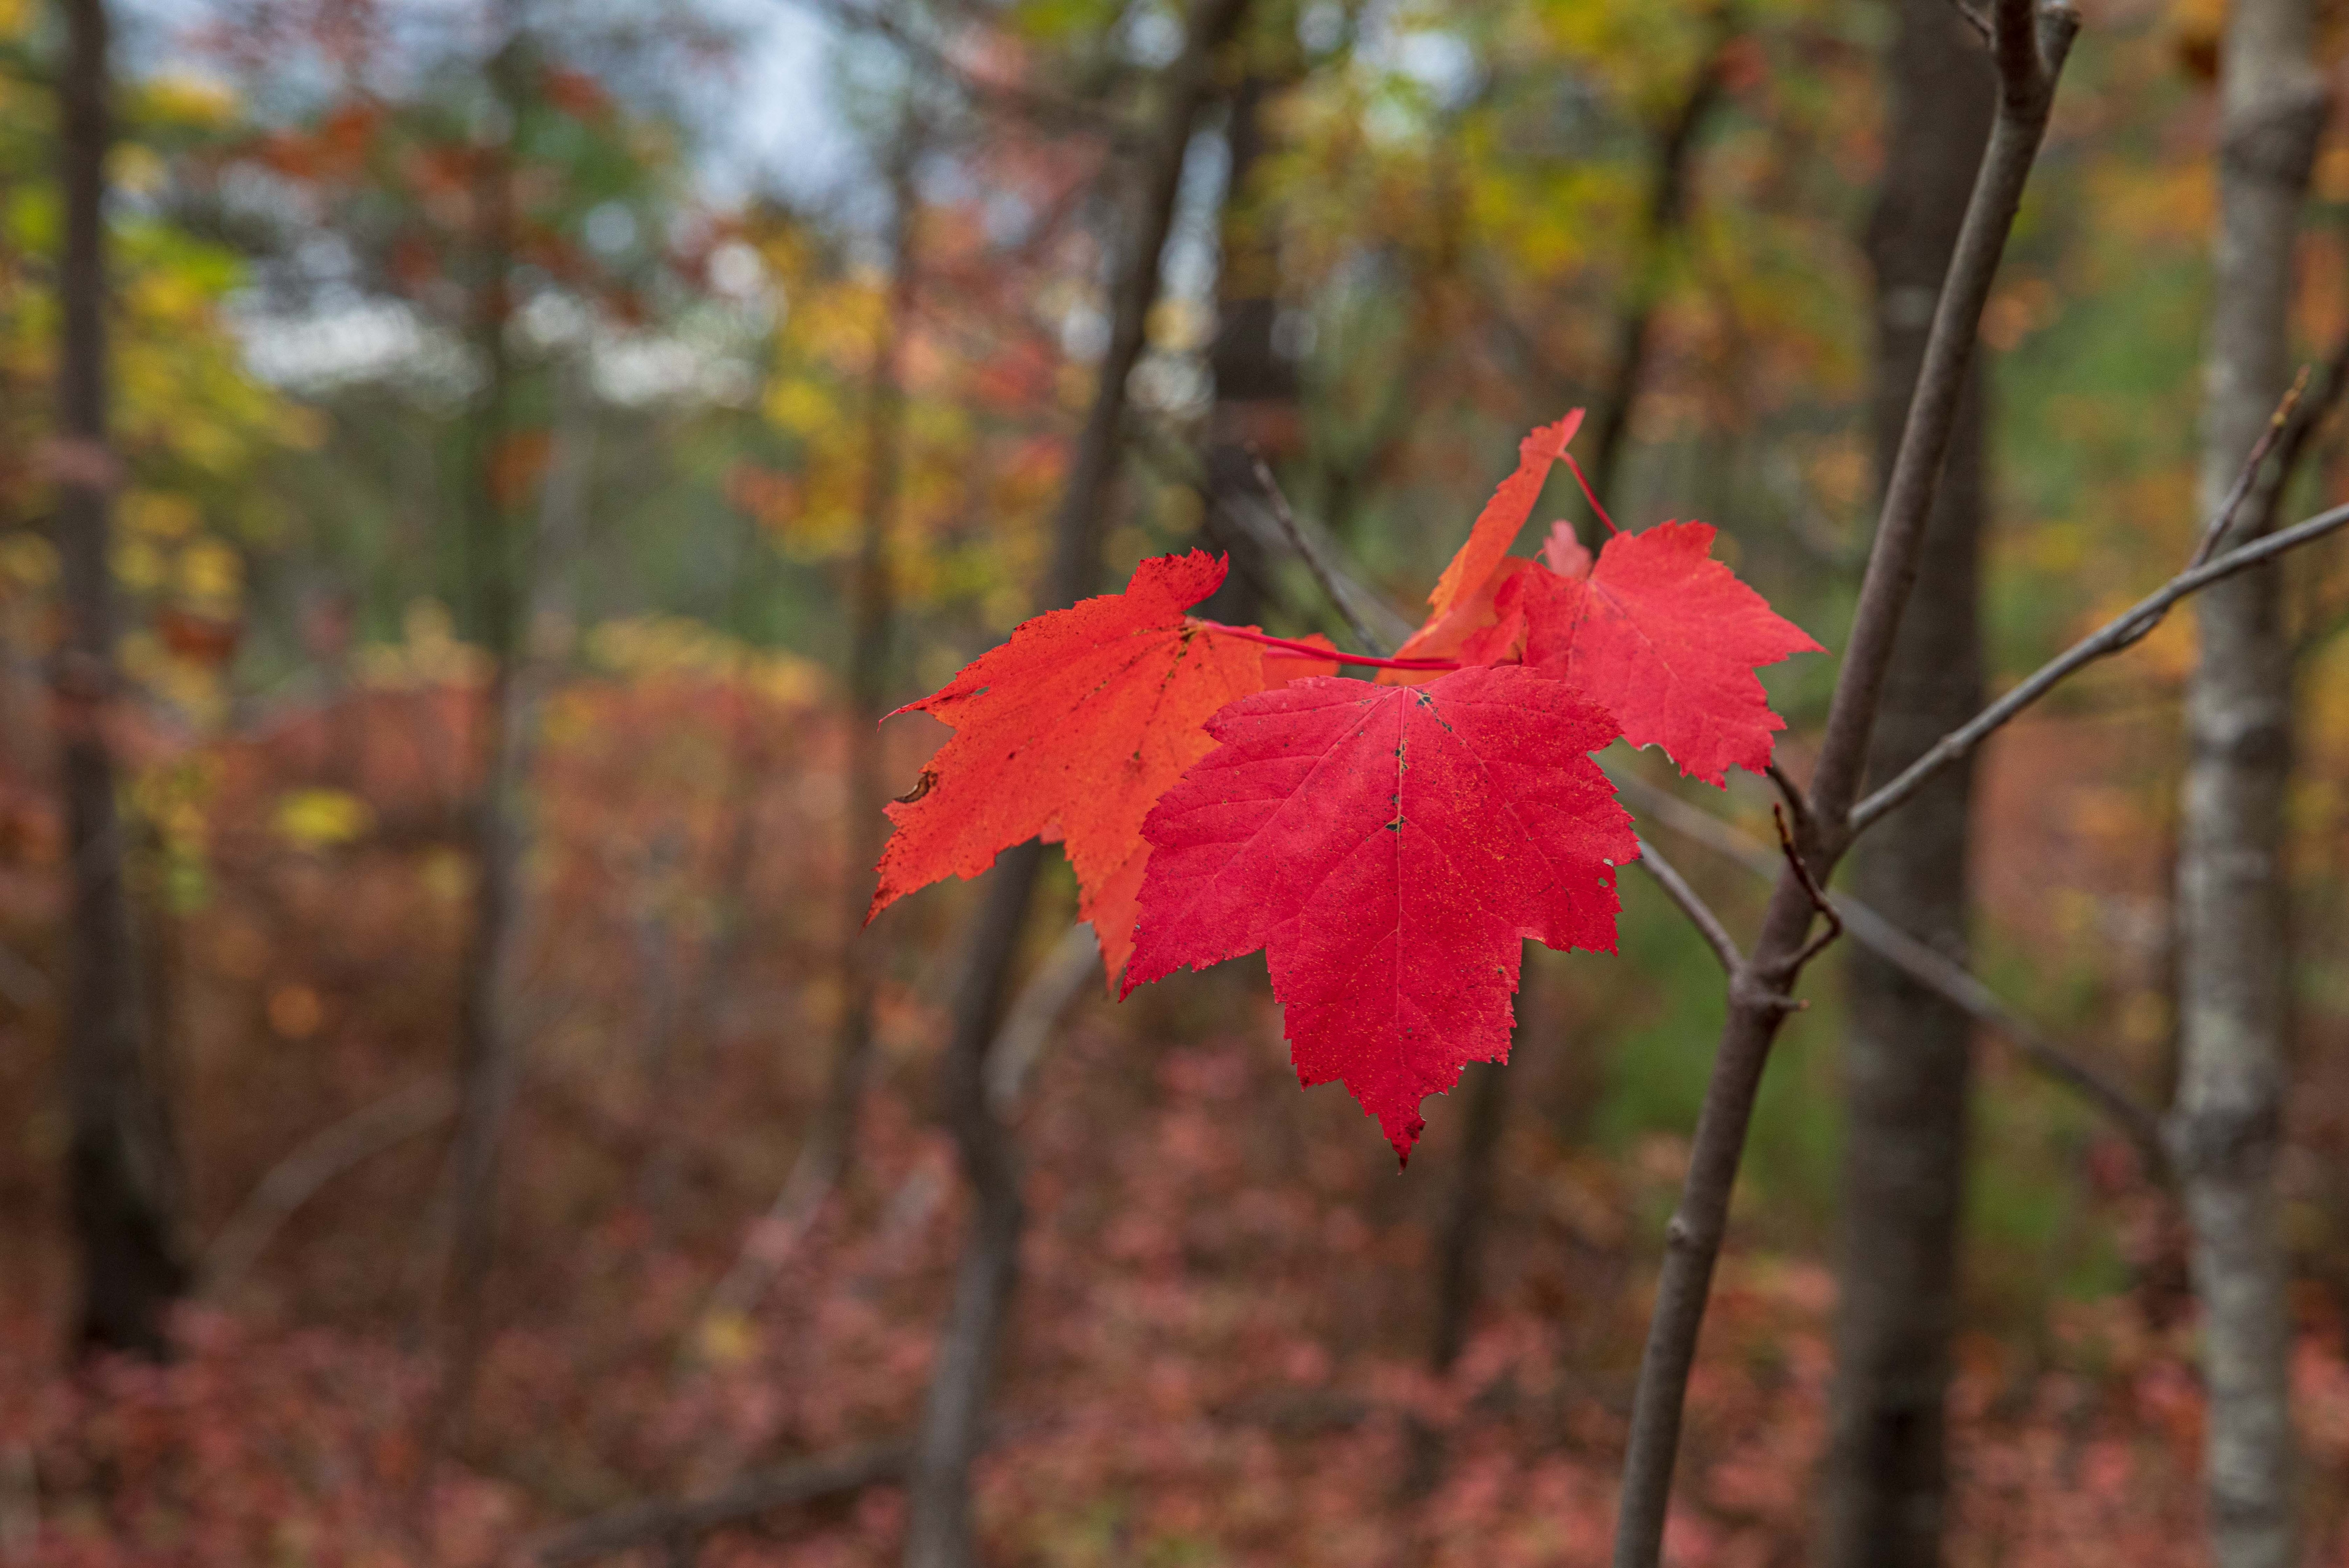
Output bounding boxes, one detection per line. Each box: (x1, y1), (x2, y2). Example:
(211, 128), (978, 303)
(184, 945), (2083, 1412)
(53, 0), (190, 1361)
(1581, 8), (1734, 512)
(901, 5), (1250, 1563)
(696, 125), (921, 1330)
(1824, 5), (1994, 1562)
(1198, 70), (1297, 626)
(1430, 1031), (1510, 1374)
(430, 1), (537, 1461)
(1430, 27), (1731, 1382)
(819, 121), (917, 1213)
(1608, 8), (2077, 1562)
(2170, 0), (2324, 1562)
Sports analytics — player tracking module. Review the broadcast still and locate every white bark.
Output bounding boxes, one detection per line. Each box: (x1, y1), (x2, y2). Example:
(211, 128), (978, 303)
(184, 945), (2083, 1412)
(2171, 3), (2325, 1563)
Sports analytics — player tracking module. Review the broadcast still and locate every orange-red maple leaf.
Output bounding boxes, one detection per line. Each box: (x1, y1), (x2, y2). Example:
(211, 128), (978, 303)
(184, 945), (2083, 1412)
(870, 551), (1333, 986)
(1381, 411), (1583, 675)
(1125, 666), (1634, 1161)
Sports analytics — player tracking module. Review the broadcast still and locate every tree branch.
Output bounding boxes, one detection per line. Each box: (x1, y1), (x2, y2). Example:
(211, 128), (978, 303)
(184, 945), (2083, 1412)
(533, 1439), (911, 1564)
(1830, 895), (2168, 1178)
(1611, 12), (2077, 1557)
(1250, 455), (1391, 655)
(1634, 836), (1742, 974)
(985, 921), (1101, 1114)
(200, 1079), (456, 1299)
(791, 0), (1120, 139)
(1770, 805), (1841, 972)
(2189, 367), (2305, 568)
(1612, 769), (2169, 1177)
(1849, 497), (2349, 834)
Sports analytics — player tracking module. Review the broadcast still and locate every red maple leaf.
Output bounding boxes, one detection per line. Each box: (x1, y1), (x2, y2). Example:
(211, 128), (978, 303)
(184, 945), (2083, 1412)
(1124, 665), (1634, 1161)
(1384, 412), (1583, 671)
(1480, 522), (1826, 786)
(870, 551), (1332, 986)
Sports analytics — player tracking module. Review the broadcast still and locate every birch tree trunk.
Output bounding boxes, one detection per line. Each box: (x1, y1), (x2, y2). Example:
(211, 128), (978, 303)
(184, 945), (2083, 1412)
(1825, 4), (1993, 1561)
(53, 0), (190, 1359)
(2170, 1), (2325, 1562)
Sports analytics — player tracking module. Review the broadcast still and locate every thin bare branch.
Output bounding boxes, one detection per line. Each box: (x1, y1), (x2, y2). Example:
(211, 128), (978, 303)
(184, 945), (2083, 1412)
(2190, 369), (2307, 568)
(1850, 497), (2349, 833)
(1634, 836), (1742, 974)
(1250, 454), (1390, 655)
(1831, 897), (2168, 1178)
(1763, 759), (1811, 843)
(1943, 0), (1993, 44)
(534, 1439), (912, 1565)
(985, 922), (1100, 1115)
(2257, 339), (2349, 533)
(1770, 805), (1841, 973)
(201, 1080), (456, 1299)
(1616, 771), (2167, 1172)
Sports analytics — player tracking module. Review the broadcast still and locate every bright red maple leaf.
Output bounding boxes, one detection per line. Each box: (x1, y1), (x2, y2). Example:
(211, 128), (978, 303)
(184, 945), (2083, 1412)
(870, 551), (1333, 986)
(1475, 522), (1826, 786)
(1124, 665), (1635, 1161)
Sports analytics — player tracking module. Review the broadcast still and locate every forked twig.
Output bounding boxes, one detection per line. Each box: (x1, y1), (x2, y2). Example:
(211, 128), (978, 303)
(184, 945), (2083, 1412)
(1616, 768), (2167, 1173)
(1763, 759), (1812, 843)
(1614, 9), (2079, 1549)
(1770, 804), (1841, 973)
(1851, 496), (2349, 833)
(2190, 368), (2306, 568)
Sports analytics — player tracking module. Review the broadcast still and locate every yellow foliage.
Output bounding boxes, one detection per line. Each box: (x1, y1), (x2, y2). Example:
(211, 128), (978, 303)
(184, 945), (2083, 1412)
(141, 74), (239, 130)
(274, 789), (378, 851)
(764, 376), (835, 437)
(178, 539), (243, 602)
(0, 533), (56, 589)
(355, 600), (491, 688)
(584, 614), (827, 705)
(124, 491), (201, 540)
(113, 537), (167, 594)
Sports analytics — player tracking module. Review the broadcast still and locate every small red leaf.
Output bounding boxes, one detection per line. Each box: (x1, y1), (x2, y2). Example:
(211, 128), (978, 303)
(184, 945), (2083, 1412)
(1496, 521), (1825, 787)
(870, 551), (1276, 987)
(1126, 665), (1634, 1161)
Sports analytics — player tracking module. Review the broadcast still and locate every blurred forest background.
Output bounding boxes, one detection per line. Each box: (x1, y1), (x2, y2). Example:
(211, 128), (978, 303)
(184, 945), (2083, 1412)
(5, 0), (2349, 1561)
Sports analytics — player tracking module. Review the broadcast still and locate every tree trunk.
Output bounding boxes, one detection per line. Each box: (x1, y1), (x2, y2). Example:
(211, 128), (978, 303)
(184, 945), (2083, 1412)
(430, 4), (536, 1460)
(698, 125), (921, 1328)
(901, 5), (1250, 1562)
(1430, 1012), (1512, 1375)
(1581, 7), (1733, 514)
(821, 122), (917, 1213)
(2170, 0), (2324, 1562)
(901, 841), (1044, 1568)
(1823, 4), (1994, 1562)
(1198, 70), (1297, 627)
(52, 0), (190, 1360)
(1426, 32), (1729, 1383)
